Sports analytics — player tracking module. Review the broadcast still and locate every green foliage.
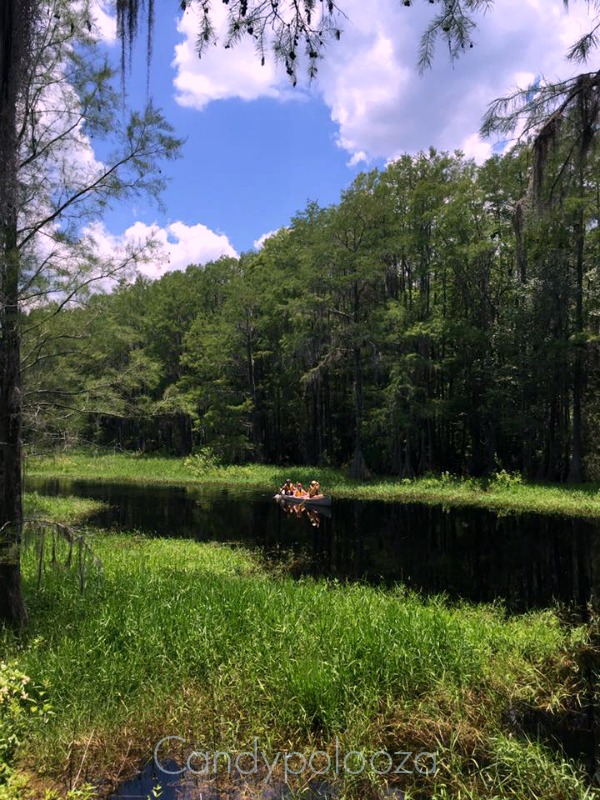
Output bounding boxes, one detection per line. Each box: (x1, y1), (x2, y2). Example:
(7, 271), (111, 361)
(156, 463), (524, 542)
(184, 447), (222, 475)
(24, 140), (600, 483)
(488, 470), (523, 490)
(41, 786), (98, 800)
(24, 492), (105, 524)
(481, 734), (590, 800)
(0, 662), (52, 784)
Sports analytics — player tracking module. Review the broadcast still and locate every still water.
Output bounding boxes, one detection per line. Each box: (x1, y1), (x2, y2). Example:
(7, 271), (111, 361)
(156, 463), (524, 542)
(28, 477), (600, 613)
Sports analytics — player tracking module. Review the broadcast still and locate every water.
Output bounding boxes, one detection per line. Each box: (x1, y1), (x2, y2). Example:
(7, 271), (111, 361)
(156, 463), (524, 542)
(102, 759), (356, 800)
(27, 477), (600, 613)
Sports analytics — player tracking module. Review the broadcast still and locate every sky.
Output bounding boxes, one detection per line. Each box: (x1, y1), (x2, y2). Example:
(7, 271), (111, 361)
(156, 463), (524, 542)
(88, 0), (597, 279)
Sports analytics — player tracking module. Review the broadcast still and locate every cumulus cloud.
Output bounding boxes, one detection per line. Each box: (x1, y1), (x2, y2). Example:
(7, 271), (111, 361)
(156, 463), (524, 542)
(171, 0), (597, 163)
(173, 3), (297, 109)
(88, 220), (238, 280)
(253, 229), (281, 250)
(91, 0), (117, 44)
(315, 0), (597, 163)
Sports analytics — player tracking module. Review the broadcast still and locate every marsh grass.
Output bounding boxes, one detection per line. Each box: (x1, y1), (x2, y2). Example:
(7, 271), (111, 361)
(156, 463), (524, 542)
(3, 524), (595, 799)
(24, 492), (105, 525)
(26, 451), (600, 519)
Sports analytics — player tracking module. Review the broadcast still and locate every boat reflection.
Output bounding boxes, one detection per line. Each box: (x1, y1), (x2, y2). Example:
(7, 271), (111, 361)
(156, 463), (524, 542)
(274, 495), (332, 525)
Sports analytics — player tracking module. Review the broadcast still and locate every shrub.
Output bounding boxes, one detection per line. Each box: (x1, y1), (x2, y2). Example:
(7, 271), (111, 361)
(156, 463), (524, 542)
(184, 447), (222, 476)
(489, 469), (523, 490)
(0, 662), (52, 783)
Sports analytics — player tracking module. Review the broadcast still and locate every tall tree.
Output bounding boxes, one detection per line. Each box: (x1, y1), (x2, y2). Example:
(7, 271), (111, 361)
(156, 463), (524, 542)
(0, 0), (180, 628)
(0, 0), (34, 629)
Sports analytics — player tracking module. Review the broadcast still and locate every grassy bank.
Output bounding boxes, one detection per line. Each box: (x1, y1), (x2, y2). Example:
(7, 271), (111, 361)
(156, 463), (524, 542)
(27, 450), (600, 518)
(1, 498), (597, 798)
(24, 492), (105, 524)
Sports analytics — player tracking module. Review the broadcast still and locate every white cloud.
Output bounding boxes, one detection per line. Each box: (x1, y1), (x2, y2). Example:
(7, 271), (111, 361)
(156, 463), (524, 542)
(253, 228), (280, 250)
(173, 3), (295, 109)
(91, 0), (117, 44)
(18, 19), (109, 242)
(460, 133), (493, 164)
(171, 0), (598, 164)
(314, 0), (598, 164)
(88, 220), (238, 280)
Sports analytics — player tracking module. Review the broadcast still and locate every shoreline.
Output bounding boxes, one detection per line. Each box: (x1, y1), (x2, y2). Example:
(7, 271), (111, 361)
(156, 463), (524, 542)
(25, 452), (600, 520)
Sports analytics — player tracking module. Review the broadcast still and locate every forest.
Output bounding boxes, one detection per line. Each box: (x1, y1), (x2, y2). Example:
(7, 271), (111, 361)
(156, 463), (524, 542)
(23, 137), (600, 482)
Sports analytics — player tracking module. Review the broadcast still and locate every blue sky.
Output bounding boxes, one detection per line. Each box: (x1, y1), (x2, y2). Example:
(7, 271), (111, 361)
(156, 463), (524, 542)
(99, 3), (369, 260)
(90, 0), (596, 278)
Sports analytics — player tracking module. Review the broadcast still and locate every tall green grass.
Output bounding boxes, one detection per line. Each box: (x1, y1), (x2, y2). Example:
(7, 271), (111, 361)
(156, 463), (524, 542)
(26, 451), (600, 518)
(3, 527), (595, 799)
(24, 492), (105, 524)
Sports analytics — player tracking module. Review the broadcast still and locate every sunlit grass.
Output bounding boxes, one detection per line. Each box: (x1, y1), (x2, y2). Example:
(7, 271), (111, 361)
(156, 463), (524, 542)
(26, 451), (600, 518)
(2, 508), (594, 798)
(24, 491), (105, 524)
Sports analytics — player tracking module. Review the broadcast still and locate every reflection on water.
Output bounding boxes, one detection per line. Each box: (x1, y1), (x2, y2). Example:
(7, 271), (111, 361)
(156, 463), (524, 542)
(27, 477), (600, 614)
(106, 759), (374, 800)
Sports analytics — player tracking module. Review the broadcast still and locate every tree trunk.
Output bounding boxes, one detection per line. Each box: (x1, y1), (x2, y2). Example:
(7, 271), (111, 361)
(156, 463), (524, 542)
(0, 310), (26, 628)
(0, 218), (27, 630)
(349, 343), (370, 480)
(568, 208), (585, 483)
(0, 0), (31, 629)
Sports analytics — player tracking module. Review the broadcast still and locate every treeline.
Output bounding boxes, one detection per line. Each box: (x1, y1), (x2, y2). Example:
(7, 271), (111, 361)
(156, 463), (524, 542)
(22, 144), (600, 480)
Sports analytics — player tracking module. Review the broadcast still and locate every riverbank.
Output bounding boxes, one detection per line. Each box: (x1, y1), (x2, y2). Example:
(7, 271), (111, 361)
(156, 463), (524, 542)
(26, 451), (600, 518)
(1, 497), (597, 799)
(24, 491), (106, 524)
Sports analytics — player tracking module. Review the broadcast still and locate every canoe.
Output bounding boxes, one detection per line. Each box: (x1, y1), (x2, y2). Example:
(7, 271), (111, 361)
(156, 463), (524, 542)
(274, 493), (332, 508)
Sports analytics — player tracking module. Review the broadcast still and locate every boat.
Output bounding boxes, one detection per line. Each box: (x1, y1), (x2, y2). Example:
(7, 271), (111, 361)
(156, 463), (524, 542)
(274, 493), (332, 508)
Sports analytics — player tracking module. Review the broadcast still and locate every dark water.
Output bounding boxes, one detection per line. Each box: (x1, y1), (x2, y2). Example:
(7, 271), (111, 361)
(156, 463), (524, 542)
(28, 477), (600, 614)
(104, 759), (350, 800)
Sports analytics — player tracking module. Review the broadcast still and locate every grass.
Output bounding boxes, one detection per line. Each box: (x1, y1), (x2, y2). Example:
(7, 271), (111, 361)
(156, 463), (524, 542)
(1, 496), (598, 799)
(26, 450), (600, 518)
(24, 492), (105, 525)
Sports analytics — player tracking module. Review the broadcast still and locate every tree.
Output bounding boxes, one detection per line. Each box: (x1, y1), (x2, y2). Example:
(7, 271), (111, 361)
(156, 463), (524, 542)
(26, 139), (600, 484)
(0, 0), (180, 628)
(410, 0), (600, 481)
(478, 15), (600, 482)
(314, 174), (390, 478)
(0, 0), (36, 629)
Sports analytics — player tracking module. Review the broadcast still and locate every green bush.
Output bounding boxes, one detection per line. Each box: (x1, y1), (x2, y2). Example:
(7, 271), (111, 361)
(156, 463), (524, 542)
(184, 447), (223, 475)
(489, 469), (523, 490)
(0, 661), (52, 783)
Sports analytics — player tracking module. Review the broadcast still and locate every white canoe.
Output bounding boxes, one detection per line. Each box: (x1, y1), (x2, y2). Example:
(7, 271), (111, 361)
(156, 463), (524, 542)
(274, 494), (332, 508)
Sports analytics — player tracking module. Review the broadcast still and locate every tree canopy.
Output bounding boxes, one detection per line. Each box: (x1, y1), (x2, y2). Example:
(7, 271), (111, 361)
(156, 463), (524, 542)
(25, 141), (600, 484)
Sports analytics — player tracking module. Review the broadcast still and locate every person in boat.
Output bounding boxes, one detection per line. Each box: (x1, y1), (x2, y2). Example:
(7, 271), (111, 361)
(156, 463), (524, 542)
(279, 479), (294, 496)
(294, 482), (308, 498)
(308, 480), (325, 500)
